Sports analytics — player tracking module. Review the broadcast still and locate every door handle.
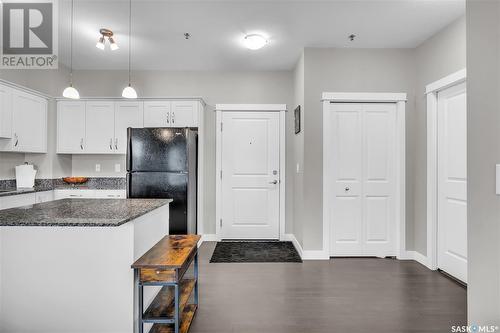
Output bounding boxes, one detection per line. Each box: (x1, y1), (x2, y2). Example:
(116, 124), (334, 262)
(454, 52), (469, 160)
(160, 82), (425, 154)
(345, 187), (350, 192)
(80, 138), (84, 150)
(109, 138), (113, 150)
(114, 138), (118, 150)
(14, 133), (18, 147)
(269, 180), (278, 184)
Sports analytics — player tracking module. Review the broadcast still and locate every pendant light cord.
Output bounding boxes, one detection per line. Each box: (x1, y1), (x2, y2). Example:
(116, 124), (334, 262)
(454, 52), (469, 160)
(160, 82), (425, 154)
(70, 0), (74, 85)
(128, 0), (132, 86)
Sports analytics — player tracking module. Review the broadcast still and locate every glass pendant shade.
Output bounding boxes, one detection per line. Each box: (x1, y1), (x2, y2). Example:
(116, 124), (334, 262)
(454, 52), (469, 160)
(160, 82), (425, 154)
(122, 85), (137, 99)
(62, 85), (80, 99)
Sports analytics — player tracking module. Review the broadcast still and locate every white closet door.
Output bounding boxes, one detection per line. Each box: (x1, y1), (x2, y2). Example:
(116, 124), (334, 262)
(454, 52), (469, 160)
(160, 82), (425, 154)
(328, 103), (364, 255)
(328, 103), (396, 257)
(437, 82), (467, 283)
(362, 104), (396, 257)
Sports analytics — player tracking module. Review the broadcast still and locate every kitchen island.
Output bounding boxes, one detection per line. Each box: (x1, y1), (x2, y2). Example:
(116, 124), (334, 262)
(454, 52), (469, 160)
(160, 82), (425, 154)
(0, 198), (172, 333)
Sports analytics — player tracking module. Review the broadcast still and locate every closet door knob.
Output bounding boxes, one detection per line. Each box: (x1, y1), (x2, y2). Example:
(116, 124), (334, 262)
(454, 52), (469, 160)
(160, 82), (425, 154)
(345, 187), (350, 192)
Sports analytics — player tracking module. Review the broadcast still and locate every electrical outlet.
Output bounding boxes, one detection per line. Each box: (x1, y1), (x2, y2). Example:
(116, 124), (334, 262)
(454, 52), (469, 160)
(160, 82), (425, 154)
(115, 164), (121, 173)
(95, 164), (101, 172)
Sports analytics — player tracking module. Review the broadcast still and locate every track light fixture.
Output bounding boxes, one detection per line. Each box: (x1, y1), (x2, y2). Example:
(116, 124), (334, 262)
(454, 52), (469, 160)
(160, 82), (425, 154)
(96, 28), (119, 51)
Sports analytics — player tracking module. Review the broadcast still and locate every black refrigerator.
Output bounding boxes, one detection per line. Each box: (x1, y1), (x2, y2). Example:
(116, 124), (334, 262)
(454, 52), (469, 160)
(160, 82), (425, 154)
(126, 127), (197, 235)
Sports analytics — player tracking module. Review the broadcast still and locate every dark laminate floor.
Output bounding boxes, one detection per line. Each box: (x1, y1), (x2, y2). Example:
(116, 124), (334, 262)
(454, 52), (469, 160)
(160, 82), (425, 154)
(190, 242), (467, 333)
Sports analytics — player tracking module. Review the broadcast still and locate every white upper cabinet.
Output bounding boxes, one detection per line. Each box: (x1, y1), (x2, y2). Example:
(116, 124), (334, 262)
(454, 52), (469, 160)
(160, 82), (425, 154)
(0, 84), (12, 138)
(114, 101), (144, 154)
(143, 101), (171, 127)
(0, 88), (47, 153)
(171, 101), (199, 127)
(85, 101), (115, 153)
(57, 101), (86, 153)
(57, 99), (201, 154)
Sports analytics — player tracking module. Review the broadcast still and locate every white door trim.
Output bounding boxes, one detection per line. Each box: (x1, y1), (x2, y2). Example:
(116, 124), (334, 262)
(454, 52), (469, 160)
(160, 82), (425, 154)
(215, 104), (287, 241)
(425, 69), (467, 270)
(322, 93), (407, 259)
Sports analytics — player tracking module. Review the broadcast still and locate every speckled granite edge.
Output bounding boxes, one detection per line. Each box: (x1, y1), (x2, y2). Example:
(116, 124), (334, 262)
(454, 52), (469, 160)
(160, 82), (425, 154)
(0, 177), (126, 197)
(0, 198), (172, 227)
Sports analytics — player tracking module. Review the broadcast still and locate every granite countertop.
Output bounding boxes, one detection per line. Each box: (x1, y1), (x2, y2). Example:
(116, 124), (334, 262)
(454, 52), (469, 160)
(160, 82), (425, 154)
(0, 198), (172, 227)
(0, 188), (50, 198)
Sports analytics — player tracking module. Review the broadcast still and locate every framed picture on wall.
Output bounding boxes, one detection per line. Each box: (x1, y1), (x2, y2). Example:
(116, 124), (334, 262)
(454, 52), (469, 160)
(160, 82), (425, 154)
(294, 105), (301, 134)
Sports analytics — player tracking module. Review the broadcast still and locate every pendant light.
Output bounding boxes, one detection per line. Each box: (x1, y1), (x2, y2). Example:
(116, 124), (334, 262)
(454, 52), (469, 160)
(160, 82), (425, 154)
(122, 0), (137, 99)
(62, 0), (80, 99)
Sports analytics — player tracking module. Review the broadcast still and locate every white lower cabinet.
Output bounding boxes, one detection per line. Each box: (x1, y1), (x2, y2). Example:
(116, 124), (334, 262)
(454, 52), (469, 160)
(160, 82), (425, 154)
(35, 191), (54, 203)
(54, 189), (126, 200)
(0, 193), (36, 210)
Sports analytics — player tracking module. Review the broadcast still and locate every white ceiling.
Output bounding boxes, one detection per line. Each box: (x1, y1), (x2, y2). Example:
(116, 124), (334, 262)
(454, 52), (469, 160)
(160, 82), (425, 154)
(57, 0), (465, 71)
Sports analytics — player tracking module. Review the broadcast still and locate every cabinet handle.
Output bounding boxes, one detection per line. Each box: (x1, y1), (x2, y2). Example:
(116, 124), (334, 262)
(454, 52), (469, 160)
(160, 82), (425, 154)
(166, 112), (170, 124)
(109, 138), (113, 150)
(14, 133), (18, 147)
(114, 138), (118, 150)
(80, 138), (84, 150)
(171, 111), (175, 124)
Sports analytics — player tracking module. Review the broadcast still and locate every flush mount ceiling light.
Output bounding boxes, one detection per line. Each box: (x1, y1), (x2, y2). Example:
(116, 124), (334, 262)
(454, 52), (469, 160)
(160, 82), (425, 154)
(96, 28), (119, 51)
(243, 34), (268, 50)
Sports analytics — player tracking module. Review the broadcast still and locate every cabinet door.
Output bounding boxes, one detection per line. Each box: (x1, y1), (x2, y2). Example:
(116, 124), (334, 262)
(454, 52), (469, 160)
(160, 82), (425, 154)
(85, 101), (115, 153)
(114, 101), (143, 154)
(57, 101), (86, 153)
(35, 191), (54, 203)
(171, 101), (199, 127)
(54, 189), (96, 199)
(0, 193), (36, 210)
(144, 101), (171, 127)
(0, 84), (12, 138)
(94, 190), (126, 199)
(11, 89), (47, 152)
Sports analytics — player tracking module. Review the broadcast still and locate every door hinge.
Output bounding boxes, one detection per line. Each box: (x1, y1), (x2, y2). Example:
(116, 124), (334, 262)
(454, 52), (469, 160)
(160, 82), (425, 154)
(220, 170), (222, 179)
(220, 122), (223, 131)
(220, 218), (222, 228)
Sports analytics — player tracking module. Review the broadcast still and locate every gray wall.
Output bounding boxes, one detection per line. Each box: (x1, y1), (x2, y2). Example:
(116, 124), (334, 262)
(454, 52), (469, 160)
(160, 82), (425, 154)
(466, 1), (500, 324)
(292, 52), (305, 246)
(68, 70), (294, 235)
(412, 16), (467, 254)
(301, 48), (416, 251)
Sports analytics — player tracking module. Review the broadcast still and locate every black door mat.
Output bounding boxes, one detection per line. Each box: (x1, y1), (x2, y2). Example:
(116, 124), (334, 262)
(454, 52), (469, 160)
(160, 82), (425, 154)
(209, 241), (302, 263)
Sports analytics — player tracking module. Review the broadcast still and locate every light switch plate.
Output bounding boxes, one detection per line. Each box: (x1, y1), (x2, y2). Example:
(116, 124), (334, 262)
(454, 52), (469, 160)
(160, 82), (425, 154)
(95, 164), (101, 172)
(115, 164), (121, 173)
(496, 164), (500, 195)
(296, 163), (300, 174)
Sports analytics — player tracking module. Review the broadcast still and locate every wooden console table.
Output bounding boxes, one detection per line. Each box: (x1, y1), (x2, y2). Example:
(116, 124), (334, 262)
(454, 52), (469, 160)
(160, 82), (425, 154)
(132, 235), (201, 333)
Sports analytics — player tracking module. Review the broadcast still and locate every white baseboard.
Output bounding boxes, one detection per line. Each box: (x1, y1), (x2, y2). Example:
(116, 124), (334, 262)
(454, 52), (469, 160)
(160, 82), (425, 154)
(198, 234), (218, 247)
(402, 250), (434, 270)
(284, 233), (329, 260)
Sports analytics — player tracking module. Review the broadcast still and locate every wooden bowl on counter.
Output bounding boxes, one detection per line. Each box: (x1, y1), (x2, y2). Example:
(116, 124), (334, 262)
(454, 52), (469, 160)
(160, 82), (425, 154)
(62, 177), (89, 185)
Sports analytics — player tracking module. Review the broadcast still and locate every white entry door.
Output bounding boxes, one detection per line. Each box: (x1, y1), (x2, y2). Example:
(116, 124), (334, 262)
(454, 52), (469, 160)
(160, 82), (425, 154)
(437, 82), (467, 283)
(221, 112), (280, 239)
(327, 103), (397, 257)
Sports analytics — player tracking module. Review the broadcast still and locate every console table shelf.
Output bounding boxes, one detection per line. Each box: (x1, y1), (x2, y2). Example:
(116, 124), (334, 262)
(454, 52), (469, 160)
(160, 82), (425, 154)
(132, 235), (201, 333)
